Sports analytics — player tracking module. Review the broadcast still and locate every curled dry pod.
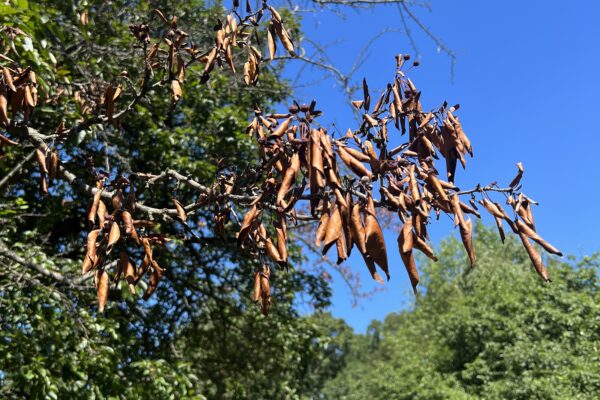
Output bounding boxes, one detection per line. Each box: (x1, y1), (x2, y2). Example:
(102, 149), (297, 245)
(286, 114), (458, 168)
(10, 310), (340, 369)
(459, 218), (476, 267)
(276, 152), (300, 205)
(315, 200), (330, 246)
(518, 231), (550, 282)
(509, 162), (524, 188)
(0, 85), (9, 126)
(275, 214), (288, 264)
(35, 148), (48, 175)
(121, 210), (133, 236)
(364, 197), (389, 280)
(397, 226), (419, 294)
(273, 20), (295, 56)
(82, 229), (101, 273)
(172, 198), (187, 223)
(2, 67), (16, 92)
(267, 22), (277, 60)
(112, 189), (124, 211)
(253, 270), (261, 303)
(260, 265), (271, 316)
(412, 232), (438, 262)
(237, 204), (260, 247)
(106, 222), (120, 253)
(516, 220), (562, 256)
(337, 145), (372, 178)
(349, 202), (383, 284)
(97, 200), (107, 229)
(143, 261), (164, 300)
(271, 116), (292, 138)
(125, 257), (136, 294)
(97, 269), (109, 313)
(48, 148), (59, 183)
(322, 203), (343, 256)
(115, 251), (128, 283)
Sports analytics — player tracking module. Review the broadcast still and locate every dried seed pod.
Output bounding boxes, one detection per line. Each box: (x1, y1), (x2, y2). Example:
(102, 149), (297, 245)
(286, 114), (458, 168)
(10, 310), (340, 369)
(253, 270), (261, 303)
(143, 261), (164, 300)
(125, 258), (136, 294)
(516, 220), (562, 256)
(364, 197), (389, 280)
(238, 204), (260, 247)
(97, 269), (109, 313)
(172, 198), (187, 223)
(397, 225), (419, 293)
(106, 222), (120, 253)
(48, 149), (59, 183)
(276, 153), (300, 205)
(82, 229), (100, 274)
(459, 218), (476, 267)
(2, 67), (16, 92)
(518, 231), (550, 282)
(121, 210), (133, 236)
(35, 148), (48, 175)
(322, 203), (343, 256)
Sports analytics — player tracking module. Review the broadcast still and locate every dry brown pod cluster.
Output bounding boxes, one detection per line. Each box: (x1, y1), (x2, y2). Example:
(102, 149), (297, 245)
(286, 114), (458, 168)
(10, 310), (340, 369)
(0, 2), (561, 315)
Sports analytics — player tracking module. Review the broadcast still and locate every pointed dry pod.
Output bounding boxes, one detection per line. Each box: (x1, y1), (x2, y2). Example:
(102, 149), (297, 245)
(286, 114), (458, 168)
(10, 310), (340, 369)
(322, 204), (343, 256)
(516, 220), (562, 256)
(364, 197), (389, 280)
(343, 146), (370, 163)
(238, 204), (260, 247)
(425, 174), (449, 203)
(459, 218), (476, 267)
(451, 194), (467, 230)
(276, 152), (300, 205)
(121, 210), (133, 236)
(397, 229), (419, 294)
(172, 198), (187, 223)
(273, 20), (295, 56)
(24, 85), (35, 107)
(271, 116), (292, 138)
(518, 231), (550, 281)
(315, 201), (330, 247)
(40, 174), (48, 195)
(106, 222), (120, 253)
(362, 78), (370, 111)
(82, 229), (101, 273)
(412, 233), (438, 262)
(143, 261), (164, 300)
(136, 254), (151, 283)
(363, 140), (380, 173)
(479, 198), (504, 219)
(97, 269), (109, 313)
(253, 270), (261, 303)
(400, 218), (414, 254)
(115, 251), (128, 283)
(95, 200), (106, 229)
(87, 189), (103, 228)
(125, 258), (136, 294)
(47, 148), (59, 183)
(0, 85), (9, 126)
(337, 145), (372, 178)
(407, 164), (421, 203)
(2, 67), (16, 92)
(35, 148), (48, 175)
(275, 214), (288, 264)
(335, 232), (348, 264)
(509, 162), (524, 188)
(267, 22), (277, 60)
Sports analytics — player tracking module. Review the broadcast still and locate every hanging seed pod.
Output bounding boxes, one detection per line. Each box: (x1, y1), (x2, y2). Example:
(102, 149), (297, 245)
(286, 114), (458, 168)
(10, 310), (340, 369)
(172, 198), (187, 223)
(315, 200), (330, 247)
(397, 226), (419, 294)
(171, 79), (182, 102)
(106, 222), (120, 253)
(2, 67), (16, 92)
(115, 251), (128, 283)
(253, 270), (261, 303)
(97, 269), (109, 313)
(267, 22), (277, 60)
(48, 149), (59, 183)
(518, 231), (550, 281)
(276, 152), (300, 205)
(121, 210), (134, 236)
(82, 229), (101, 274)
(143, 261), (164, 300)
(238, 204), (260, 247)
(364, 197), (389, 280)
(459, 218), (476, 267)
(125, 258), (136, 294)
(271, 116), (292, 138)
(509, 162), (524, 188)
(35, 148), (48, 175)
(516, 220), (562, 256)
(337, 145), (372, 178)
(112, 189), (124, 211)
(97, 200), (107, 229)
(322, 203), (343, 256)
(0, 85), (9, 126)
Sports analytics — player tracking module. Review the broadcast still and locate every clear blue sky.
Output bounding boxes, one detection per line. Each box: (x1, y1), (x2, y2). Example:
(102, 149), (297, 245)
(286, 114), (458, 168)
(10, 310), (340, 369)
(281, 0), (600, 333)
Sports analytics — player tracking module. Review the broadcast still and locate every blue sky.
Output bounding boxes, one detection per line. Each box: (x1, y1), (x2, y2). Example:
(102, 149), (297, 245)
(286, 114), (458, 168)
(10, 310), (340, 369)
(282, 1), (600, 332)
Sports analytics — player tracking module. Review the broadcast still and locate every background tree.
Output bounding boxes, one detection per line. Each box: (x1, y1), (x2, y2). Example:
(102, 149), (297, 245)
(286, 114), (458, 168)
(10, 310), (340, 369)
(322, 224), (599, 400)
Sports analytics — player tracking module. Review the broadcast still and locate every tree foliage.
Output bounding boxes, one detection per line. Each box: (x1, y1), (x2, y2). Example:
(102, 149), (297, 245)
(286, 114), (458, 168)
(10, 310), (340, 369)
(323, 224), (599, 400)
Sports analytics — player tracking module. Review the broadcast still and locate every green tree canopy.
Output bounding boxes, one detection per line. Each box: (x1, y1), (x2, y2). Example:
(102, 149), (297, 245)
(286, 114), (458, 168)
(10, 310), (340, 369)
(323, 224), (599, 399)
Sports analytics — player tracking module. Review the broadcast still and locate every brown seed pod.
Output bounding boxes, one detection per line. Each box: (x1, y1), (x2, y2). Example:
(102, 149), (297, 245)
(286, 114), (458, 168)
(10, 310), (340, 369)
(143, 261), (164, 300)
(172, 198), (187, 223)
(322, 203), (343, 256)
(364, 197), (389, 280)
(397, 226), (419, 294)
(82, 229), (101, 274)
(518, 231), (550, 281)
(459, 218), (476, 267)
(97, 269), (109, 313)
(121, 210), (134, 236)
(106, 222), (121, 253)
